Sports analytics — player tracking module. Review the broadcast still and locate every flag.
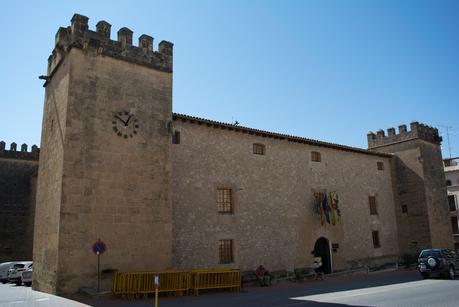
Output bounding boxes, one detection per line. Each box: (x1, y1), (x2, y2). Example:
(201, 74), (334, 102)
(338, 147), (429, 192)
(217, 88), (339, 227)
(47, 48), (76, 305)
(320, 195), (325, 225)
(330, 192), (341, 222)
(322, 195), (330, 224)
(329, 192), (336, 225)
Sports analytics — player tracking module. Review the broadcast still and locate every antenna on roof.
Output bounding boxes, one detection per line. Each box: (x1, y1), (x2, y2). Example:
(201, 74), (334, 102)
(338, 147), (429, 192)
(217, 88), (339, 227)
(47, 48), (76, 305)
(438, 124), (454, 159)
(231, 116), (239, 126)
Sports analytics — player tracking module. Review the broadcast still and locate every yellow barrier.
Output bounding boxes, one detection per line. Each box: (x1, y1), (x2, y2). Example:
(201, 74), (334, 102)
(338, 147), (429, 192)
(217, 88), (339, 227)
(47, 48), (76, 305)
(112, 269), (241, 298)
(192, 269), (241, 296)
(112, 271), (191, 299)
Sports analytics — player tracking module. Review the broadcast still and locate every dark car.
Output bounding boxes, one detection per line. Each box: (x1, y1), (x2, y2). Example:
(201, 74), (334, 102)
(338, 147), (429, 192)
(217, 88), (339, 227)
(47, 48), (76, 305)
(418, 249), (459, 279)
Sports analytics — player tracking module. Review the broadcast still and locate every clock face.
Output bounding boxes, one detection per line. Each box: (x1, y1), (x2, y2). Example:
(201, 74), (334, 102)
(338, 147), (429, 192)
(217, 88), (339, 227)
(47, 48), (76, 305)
(112, 111), (139, 138)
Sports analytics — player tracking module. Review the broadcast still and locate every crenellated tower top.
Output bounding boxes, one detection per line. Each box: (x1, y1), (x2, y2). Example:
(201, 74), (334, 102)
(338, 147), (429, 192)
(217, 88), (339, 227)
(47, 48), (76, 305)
(0, 141), (40, 161)
(367, 121), (442, 149)
(46, 13), (173, 84)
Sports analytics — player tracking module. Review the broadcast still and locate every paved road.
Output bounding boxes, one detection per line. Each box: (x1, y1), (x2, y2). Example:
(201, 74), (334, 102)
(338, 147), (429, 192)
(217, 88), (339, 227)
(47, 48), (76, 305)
(69, 269), (459, 307)
(3, 270), (459, 306)
(0, 283), (88, 307)
(291, 278), (459, 306)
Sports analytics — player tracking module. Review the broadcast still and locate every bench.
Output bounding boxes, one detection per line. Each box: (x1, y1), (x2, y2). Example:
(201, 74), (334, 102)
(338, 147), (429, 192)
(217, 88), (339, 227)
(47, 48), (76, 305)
(241, 270), (258, 286)
(294, 267), (316, 282)
(270, 270), (295, 284)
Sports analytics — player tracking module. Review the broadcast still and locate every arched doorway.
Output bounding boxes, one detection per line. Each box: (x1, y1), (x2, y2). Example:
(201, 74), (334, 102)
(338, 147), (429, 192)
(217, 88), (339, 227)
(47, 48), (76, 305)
(314, 237), (332, 274)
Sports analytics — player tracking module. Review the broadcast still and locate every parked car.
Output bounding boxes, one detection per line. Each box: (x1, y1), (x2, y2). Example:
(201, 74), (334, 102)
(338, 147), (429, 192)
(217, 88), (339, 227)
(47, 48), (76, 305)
(0, 262), (16, 283)
(21, 263), (33, 286)
(418, 249), (459, 279)
(7, 261), (32, 285)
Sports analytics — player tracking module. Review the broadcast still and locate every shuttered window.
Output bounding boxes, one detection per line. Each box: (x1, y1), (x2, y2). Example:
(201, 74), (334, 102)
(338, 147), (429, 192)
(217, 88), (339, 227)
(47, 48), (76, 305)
(219, 239), (233, 264)
(217, 188), (233, 214)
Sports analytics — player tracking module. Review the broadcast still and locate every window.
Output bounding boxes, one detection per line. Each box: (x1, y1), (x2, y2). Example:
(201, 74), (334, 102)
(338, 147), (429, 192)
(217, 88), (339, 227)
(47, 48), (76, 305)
(369, 196), (378, 215)
(253, 143), (265, 155)
(172, 131), (180, 144)
(372, 231), (381, 248)
(217, 188), (233, 213)
(401, 204), (408, 213)
(219, 239), (233, 264)
(448, 195), (456, 212)
(311, 151), (321, 162)
(377, 162), (384, 171)
(446, 180), (452, 186)
(419, 250), (441, 258)
(451, 217), (459, 234)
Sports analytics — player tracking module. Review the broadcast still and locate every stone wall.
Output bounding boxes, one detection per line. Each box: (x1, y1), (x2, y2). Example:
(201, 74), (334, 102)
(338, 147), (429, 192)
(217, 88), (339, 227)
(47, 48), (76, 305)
(33, 14), (173, 294)
(368, 122), (453, 255)
(421, 142), (453, 248)
(0, 143), (38, 262)
(171, 116), (399, 272)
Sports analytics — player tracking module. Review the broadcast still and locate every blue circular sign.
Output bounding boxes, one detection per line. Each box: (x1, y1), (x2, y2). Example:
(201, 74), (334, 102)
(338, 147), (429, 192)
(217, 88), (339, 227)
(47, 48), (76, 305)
(92, 240), (106, 255)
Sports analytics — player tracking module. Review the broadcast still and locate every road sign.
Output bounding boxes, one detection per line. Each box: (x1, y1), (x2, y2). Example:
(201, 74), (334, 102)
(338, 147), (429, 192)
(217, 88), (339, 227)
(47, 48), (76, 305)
(92, 239), (106, 255)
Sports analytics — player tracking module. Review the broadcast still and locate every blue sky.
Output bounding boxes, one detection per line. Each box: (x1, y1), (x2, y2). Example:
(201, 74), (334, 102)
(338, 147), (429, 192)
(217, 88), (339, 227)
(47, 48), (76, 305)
(0, 0), (458, 157)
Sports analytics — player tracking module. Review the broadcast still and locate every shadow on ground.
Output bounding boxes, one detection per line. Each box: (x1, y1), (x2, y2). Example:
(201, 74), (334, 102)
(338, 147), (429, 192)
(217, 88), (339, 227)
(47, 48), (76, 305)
(66, 269), (428, 307)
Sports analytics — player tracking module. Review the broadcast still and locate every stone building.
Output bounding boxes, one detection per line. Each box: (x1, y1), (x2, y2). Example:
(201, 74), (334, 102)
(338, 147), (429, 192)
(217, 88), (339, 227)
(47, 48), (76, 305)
(0, 142), (38, 263)
(444, 157), (459, 250)
(0, 14), (453, 295)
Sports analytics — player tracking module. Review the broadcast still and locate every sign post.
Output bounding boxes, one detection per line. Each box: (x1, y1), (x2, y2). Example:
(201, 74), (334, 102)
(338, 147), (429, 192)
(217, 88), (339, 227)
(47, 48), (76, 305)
(92, 239), (107, 293)
(154, 274), (159, 307)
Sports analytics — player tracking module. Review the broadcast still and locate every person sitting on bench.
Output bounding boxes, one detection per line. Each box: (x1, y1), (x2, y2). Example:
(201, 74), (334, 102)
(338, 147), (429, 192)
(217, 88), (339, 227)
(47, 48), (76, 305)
(255, 265), (271, 286)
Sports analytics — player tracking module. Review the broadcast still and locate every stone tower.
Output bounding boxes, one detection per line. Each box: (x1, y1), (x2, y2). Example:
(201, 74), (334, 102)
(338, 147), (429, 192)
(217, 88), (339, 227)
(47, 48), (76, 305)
(33, 14), (173, 294)
(368, 122), (453, 255)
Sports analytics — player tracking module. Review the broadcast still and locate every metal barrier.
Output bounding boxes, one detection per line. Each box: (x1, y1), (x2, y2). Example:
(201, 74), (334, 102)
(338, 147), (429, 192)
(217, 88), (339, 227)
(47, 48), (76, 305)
(191, 269), (241, 296)
(112, 271), (190, 299)
(113, 268), (241, 298)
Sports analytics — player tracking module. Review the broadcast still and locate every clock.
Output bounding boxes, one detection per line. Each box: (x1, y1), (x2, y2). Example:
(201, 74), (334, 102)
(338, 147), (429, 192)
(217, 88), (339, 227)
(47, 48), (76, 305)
(112, 111), (139, 138)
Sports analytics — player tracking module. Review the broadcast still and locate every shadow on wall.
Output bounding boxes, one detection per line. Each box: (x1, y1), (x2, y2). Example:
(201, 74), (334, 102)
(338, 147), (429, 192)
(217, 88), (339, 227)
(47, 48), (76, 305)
(0, 162), (38, 262)
(392, 156), (430, 256)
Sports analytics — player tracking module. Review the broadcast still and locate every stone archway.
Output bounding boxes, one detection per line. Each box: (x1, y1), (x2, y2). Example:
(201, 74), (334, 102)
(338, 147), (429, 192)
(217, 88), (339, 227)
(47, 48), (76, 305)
(314, 237), (332, 274)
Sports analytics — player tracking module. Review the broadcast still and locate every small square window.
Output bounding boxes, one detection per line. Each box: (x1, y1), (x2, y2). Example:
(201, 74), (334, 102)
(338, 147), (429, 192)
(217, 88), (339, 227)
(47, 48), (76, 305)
(253, 143), (265, 155)
(217, 188), (233, 214)
(401, 204), (408, 213)
(372, 231), (381, 248)
(311, 151), (321, 162)
(377, 162), (384, 171)
(219, 239), (233, 264)
(369, 196), (378, 215)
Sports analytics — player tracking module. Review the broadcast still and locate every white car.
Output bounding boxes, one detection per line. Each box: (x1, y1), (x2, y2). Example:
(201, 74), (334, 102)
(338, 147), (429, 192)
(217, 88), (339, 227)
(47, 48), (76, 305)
(8, 262), (32, 285)
(0, 262), (16, 283)
(21, 263), (33, 286)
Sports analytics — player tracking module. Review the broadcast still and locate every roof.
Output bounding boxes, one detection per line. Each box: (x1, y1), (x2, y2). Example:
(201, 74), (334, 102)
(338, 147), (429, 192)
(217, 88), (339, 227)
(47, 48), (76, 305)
(172, 113), (392, 158)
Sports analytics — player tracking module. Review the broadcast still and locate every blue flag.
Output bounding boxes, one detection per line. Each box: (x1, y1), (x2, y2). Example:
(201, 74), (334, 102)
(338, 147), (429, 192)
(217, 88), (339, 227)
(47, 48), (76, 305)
(322, 195), (330, 224)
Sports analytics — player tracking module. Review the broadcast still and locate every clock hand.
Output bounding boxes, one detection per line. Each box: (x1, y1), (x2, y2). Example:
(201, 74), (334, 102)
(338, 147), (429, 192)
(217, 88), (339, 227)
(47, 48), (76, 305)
(125, 115), (133, 126)
(115, 115), (126, 125)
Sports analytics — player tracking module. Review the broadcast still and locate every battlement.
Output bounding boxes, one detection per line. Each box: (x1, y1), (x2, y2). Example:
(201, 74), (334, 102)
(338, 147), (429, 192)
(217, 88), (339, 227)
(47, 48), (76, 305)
(367, 121), (442, 149)
(0, 141), (40, 161)
(47, 13), (173, 78)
